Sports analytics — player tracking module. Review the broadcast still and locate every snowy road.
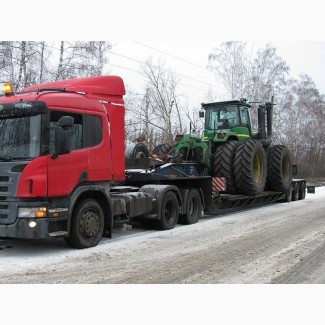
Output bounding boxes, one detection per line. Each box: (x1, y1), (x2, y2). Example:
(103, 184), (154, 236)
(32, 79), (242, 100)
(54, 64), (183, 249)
(0, 187), (324, 284)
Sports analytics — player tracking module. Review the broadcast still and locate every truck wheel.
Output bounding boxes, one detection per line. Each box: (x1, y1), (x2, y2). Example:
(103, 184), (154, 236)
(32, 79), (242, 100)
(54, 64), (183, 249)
(125, 142), (149, 159)
(65, 199), (104, 249)
(299, 182), (306, 200)
(152, 143), (174, 158)
(213, 141), (238, 193)
(178, 189), (202, 225)
(234, 140), (267, 196)
(282, 185), (293, 202)
(292, 183), (299, 201)
(267, 145), (292, 192)
(157, 191), (179, 230)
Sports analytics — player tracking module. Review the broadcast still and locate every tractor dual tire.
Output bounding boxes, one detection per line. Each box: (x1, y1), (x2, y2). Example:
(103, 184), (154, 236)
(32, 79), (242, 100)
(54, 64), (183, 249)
(213, 140), (238, 194)
(267, 145), (292, 192)
(234, 140), (267, 196)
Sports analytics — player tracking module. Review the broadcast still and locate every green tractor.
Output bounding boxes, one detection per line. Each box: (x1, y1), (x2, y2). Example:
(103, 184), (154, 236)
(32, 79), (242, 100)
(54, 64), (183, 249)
(152, 98), (292, 196)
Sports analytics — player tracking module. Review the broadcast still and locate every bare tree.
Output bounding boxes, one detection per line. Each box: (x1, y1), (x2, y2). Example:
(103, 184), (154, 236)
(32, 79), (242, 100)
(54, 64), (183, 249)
(134, 59), (187, 146)
(208, 42), (289, 102)
(273, 74), (325, 177)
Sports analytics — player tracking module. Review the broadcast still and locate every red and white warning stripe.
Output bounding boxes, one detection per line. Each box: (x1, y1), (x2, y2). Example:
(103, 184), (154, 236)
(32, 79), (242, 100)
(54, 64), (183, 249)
(212, 177), (226, 192)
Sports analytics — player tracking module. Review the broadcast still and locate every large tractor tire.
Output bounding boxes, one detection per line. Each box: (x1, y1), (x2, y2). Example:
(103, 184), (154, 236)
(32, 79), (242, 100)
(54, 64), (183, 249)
(213, 141), (238, 194)
(266, 145), (292, 192)
(152, 143), (174, 159)
(234, 140), (267, 196)
(125, 142), (149, 159)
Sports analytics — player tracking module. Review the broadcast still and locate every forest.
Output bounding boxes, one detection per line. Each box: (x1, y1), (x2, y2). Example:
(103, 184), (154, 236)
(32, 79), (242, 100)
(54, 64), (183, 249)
(0, 41), (324, 178)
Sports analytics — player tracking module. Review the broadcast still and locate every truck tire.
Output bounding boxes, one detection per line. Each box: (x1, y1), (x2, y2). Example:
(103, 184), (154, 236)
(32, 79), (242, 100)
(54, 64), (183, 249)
(213, 141), (238, 193)
(157, 191), (179, 230)
(152, 143), (174, 158)
(299, 182), (306, 200)
(267, 145), (292, 192)
(234, 140), (267, 196)
(125, 142), (149, 159)
(178, 189), (202, 225)
(65, 199), (104, 249)
(292, 182), (299, 201)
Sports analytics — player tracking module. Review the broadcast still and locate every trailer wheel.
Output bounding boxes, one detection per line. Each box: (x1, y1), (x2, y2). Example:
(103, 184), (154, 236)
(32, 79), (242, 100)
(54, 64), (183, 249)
(213, 141), (238, 193)
(292, 183), (299, 201)
(65, 199), (104, 249)
(267, 145), (292, 192)
(234, 140), (267, 196)
(157, 191), (179, 230)
(299, 182), (306, 200)
(125, 142), (149, 159)
(283, 185), (293, 202)
(178, 189), (202, 225)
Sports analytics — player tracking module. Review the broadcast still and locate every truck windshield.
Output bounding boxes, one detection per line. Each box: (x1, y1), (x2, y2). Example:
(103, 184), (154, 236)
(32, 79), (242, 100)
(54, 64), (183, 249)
(0, 115), (41, 159)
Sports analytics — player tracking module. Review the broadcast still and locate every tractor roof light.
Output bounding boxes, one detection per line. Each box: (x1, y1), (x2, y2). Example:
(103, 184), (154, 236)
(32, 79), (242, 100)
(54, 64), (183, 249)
(3, 82), (14, 95)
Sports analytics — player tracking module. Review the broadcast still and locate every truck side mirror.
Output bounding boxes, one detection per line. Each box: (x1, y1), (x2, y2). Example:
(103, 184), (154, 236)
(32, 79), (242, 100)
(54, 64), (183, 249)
(199, 110), (204, 118)
(52, 116), (74, 159)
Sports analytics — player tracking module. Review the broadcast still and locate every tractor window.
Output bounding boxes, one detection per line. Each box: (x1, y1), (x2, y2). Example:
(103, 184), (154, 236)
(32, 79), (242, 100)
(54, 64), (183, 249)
(240, 107), (251, 127)
(218, 106), (239, 129)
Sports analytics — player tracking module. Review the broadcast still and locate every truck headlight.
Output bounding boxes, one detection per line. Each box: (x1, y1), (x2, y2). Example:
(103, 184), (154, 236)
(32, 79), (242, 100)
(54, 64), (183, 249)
(18, 207), (47, 218)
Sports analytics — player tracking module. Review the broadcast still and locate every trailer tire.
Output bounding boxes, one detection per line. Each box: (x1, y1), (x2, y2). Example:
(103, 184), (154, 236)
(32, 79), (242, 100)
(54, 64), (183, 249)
(178, 189), (202, 225)
(157, 191), (179, 230)
(125, 142), (149, 159)
(292, 183), (299, 201)
(234, 140), (267, 196)
(299, 182), (306, 200)
(283, 185), (293, 202)
(65, 199), (104, 249)
(213, 141), (238, 193)
(267, 145), (292, 192)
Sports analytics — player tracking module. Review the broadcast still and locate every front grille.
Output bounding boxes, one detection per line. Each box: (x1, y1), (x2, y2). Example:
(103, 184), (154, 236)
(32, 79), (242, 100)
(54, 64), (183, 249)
(0, 186), (8, 192)
(0, 176), (9, 182)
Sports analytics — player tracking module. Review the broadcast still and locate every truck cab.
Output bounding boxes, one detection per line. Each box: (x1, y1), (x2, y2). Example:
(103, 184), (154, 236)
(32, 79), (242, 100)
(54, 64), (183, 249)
(0, 76), (126, 244)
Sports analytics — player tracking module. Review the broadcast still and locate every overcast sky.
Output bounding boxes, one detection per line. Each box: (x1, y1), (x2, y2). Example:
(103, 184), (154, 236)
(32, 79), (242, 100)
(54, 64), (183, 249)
(106, 41), (325, 109)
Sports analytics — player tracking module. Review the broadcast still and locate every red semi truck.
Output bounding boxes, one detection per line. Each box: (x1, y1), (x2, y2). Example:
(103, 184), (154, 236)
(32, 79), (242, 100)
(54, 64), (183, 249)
(0, 76), (308, 249)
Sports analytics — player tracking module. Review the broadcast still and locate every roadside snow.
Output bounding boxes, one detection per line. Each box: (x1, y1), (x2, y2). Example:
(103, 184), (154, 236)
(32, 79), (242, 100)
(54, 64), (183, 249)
(0, 186), (324, 275)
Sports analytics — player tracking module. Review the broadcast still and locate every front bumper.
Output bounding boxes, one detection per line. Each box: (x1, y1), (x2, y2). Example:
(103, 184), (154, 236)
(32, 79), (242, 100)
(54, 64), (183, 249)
(0, 217), (68, 239)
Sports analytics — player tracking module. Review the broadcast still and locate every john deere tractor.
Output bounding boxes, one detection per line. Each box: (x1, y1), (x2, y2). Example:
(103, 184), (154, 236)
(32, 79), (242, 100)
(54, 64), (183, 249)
(152, 98), (292, 196)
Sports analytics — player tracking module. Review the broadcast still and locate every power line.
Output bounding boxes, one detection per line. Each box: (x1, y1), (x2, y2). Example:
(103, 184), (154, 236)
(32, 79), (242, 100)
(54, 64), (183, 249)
(133, 41), (210, 71)
(108, 49), (224, 89)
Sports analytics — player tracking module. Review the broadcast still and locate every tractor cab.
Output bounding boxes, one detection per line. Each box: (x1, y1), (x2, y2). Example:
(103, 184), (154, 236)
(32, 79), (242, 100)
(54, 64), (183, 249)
(200, 99), (253, 142)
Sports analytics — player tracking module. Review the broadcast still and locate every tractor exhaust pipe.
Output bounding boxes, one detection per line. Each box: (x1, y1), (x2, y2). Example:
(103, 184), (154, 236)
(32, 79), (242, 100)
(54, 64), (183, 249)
(256, 96), (274, 148)
(265, 95), (274, 139)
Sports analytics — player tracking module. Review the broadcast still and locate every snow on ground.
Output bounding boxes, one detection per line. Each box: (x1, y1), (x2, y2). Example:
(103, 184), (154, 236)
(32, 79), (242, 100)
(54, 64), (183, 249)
(1, 186), (324, 274)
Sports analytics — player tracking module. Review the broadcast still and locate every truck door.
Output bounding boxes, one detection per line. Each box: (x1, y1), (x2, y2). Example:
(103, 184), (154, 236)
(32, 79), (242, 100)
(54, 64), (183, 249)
(47, 110), (89, 197)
